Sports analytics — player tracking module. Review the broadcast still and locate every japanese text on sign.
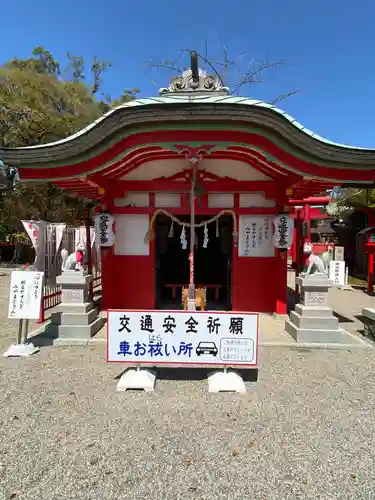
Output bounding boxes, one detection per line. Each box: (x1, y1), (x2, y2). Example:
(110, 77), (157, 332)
(272, 214), (293, 249)
(328, 260), (346, 286)
(239, 216), (274, 257)
(107, 311), (258, 366)
(95, 213), (116, 247)
(8, 271), (44, 320)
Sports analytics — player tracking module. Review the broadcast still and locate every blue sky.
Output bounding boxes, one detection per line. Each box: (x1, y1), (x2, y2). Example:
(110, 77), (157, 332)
(1, 0), (375, 147)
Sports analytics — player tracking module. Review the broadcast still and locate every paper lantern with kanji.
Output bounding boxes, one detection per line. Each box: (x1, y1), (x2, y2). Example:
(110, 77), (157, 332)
(95, 213), (116, 247)
(272, 214), (294, 249)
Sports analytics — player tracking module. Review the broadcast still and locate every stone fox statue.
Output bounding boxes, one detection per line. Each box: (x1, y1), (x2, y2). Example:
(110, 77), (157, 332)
(303, 242), (333, 275)
(61, 243), (86, 271)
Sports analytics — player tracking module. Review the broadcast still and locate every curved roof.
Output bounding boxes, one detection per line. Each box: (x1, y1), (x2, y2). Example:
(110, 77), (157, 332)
(1, 91), (375, 200)
(2, 94), (375, 165)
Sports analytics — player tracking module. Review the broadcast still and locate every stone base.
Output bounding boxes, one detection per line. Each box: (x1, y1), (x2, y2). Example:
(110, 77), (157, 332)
(289, 310), (339, 330)
(51, 308), (98, 326)
(55, 302), (94, 314)
(285, 320), (348, 343)
(286, 272), (345, 343)
(45, 316), (103, 340)
(361, 308), (375, 341)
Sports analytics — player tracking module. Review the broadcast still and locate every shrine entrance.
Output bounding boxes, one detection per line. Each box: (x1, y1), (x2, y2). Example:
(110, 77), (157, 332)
(155, 214), (233, 310)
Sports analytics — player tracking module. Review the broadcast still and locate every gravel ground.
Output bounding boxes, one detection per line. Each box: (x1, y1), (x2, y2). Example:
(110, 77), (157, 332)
(1, 273), (375, 499)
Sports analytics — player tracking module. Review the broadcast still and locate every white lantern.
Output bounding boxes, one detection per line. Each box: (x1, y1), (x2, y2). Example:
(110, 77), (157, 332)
(272, 214), (294, 249)
(95, 213), (116, 247)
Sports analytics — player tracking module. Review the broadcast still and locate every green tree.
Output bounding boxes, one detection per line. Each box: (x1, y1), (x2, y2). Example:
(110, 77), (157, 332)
(0, 47), (139, 237)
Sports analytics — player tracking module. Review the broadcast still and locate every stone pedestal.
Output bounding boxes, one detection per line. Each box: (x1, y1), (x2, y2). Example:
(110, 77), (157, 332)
(361, 308), (375, 340)
(285, 273), (346, 343)
(45, 271), (103, 340)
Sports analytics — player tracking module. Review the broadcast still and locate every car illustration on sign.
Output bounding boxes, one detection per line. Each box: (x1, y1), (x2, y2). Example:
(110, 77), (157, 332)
(196, 341), (218, 357)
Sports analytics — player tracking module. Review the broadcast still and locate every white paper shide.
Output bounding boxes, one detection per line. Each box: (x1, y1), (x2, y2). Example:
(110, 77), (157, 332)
(95, 213), (116, 247)
(272, 214), (294, 249)
(8, 271), (44, 320)
(108, 310), (258, 366)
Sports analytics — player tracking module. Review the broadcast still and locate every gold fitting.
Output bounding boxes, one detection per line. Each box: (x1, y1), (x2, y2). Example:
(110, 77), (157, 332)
(98, 187), (105, 195)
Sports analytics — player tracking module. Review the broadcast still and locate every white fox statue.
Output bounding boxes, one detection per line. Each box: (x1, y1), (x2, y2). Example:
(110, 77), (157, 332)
(303, 242), (333, 276)
(61, 243), (86, 272)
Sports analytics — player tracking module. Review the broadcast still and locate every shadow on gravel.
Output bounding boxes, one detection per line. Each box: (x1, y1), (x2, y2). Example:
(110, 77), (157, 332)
(333, 311), (354, 323)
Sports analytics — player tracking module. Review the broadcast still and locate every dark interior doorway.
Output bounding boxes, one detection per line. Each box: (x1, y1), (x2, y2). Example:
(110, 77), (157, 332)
(155, 214), (233, 310)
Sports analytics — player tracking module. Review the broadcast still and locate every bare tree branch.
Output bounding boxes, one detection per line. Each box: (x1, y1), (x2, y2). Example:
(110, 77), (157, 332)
(148, 43), (299, 104)
(269, 90), (301, 105)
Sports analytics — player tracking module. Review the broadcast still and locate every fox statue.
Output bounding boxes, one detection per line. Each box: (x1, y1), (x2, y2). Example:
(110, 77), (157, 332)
(61, 243), (86, 272)
(303, 242), (333, 276)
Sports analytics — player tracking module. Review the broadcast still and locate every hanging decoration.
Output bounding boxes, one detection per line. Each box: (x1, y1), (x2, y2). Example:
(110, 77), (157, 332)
(144, 209), (238, 246)
(94, 212), (116, 247)
(272, 213), (294, 249)
(168, 221), (174, 238)
(180, 226), (188, 249)
(203, 224), (209, 248)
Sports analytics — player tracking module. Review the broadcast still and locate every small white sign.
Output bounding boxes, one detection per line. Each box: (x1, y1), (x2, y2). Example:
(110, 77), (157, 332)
(329, 260), (346, 286)
(238, 215), (274, 257)
(8, 271), (44, 320)
(95, 213), (116, 247)
(107, 310), (258, 367)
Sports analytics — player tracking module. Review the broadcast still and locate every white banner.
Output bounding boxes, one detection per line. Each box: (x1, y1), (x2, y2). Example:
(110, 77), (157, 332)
(22, 220), (46, 271)
(95, 213), (116, 247)
(8, 271), (44, 320)
(238, 215), (274, 257)
(107, 310), (258, 367)
(329, 260), (346, 286)
(272, 214), (294, 249)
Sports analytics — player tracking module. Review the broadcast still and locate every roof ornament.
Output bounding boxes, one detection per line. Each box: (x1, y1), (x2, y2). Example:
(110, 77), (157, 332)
(159, 51), (230, 96)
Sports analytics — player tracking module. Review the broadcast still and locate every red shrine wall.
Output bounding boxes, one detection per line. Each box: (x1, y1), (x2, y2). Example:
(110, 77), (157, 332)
(232, 254), (287, 313)
(101, 242), (287, 314)
(100, 200), (287, 314)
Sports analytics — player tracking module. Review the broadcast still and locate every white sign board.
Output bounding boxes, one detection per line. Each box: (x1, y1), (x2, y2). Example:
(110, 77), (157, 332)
(329, 260), (346, 286)
(8, 271), (44, 320)
(107, 310), (258, 367)
(238, 215), (274, 257)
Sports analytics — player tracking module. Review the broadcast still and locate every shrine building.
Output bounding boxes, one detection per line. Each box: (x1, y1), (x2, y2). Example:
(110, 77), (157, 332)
(2, 56), (375, 315)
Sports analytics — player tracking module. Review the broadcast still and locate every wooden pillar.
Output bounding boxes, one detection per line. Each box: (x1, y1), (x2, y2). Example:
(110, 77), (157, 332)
(85, 205), (93, 300)
(275, 188), (289, 315)
(294, 208), (302, 295)
(100, 193), (114, 311)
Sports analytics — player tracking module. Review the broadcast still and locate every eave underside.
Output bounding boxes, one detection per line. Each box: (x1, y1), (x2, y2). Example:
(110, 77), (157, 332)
(4, 120), (375, 201)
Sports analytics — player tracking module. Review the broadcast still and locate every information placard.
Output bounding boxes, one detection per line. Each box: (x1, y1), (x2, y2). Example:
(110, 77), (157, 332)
(8, 271), (44, 320)
(329, 260), (346, 286)
(107, 310), (258, 367)
(238, 215), (274, 257)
